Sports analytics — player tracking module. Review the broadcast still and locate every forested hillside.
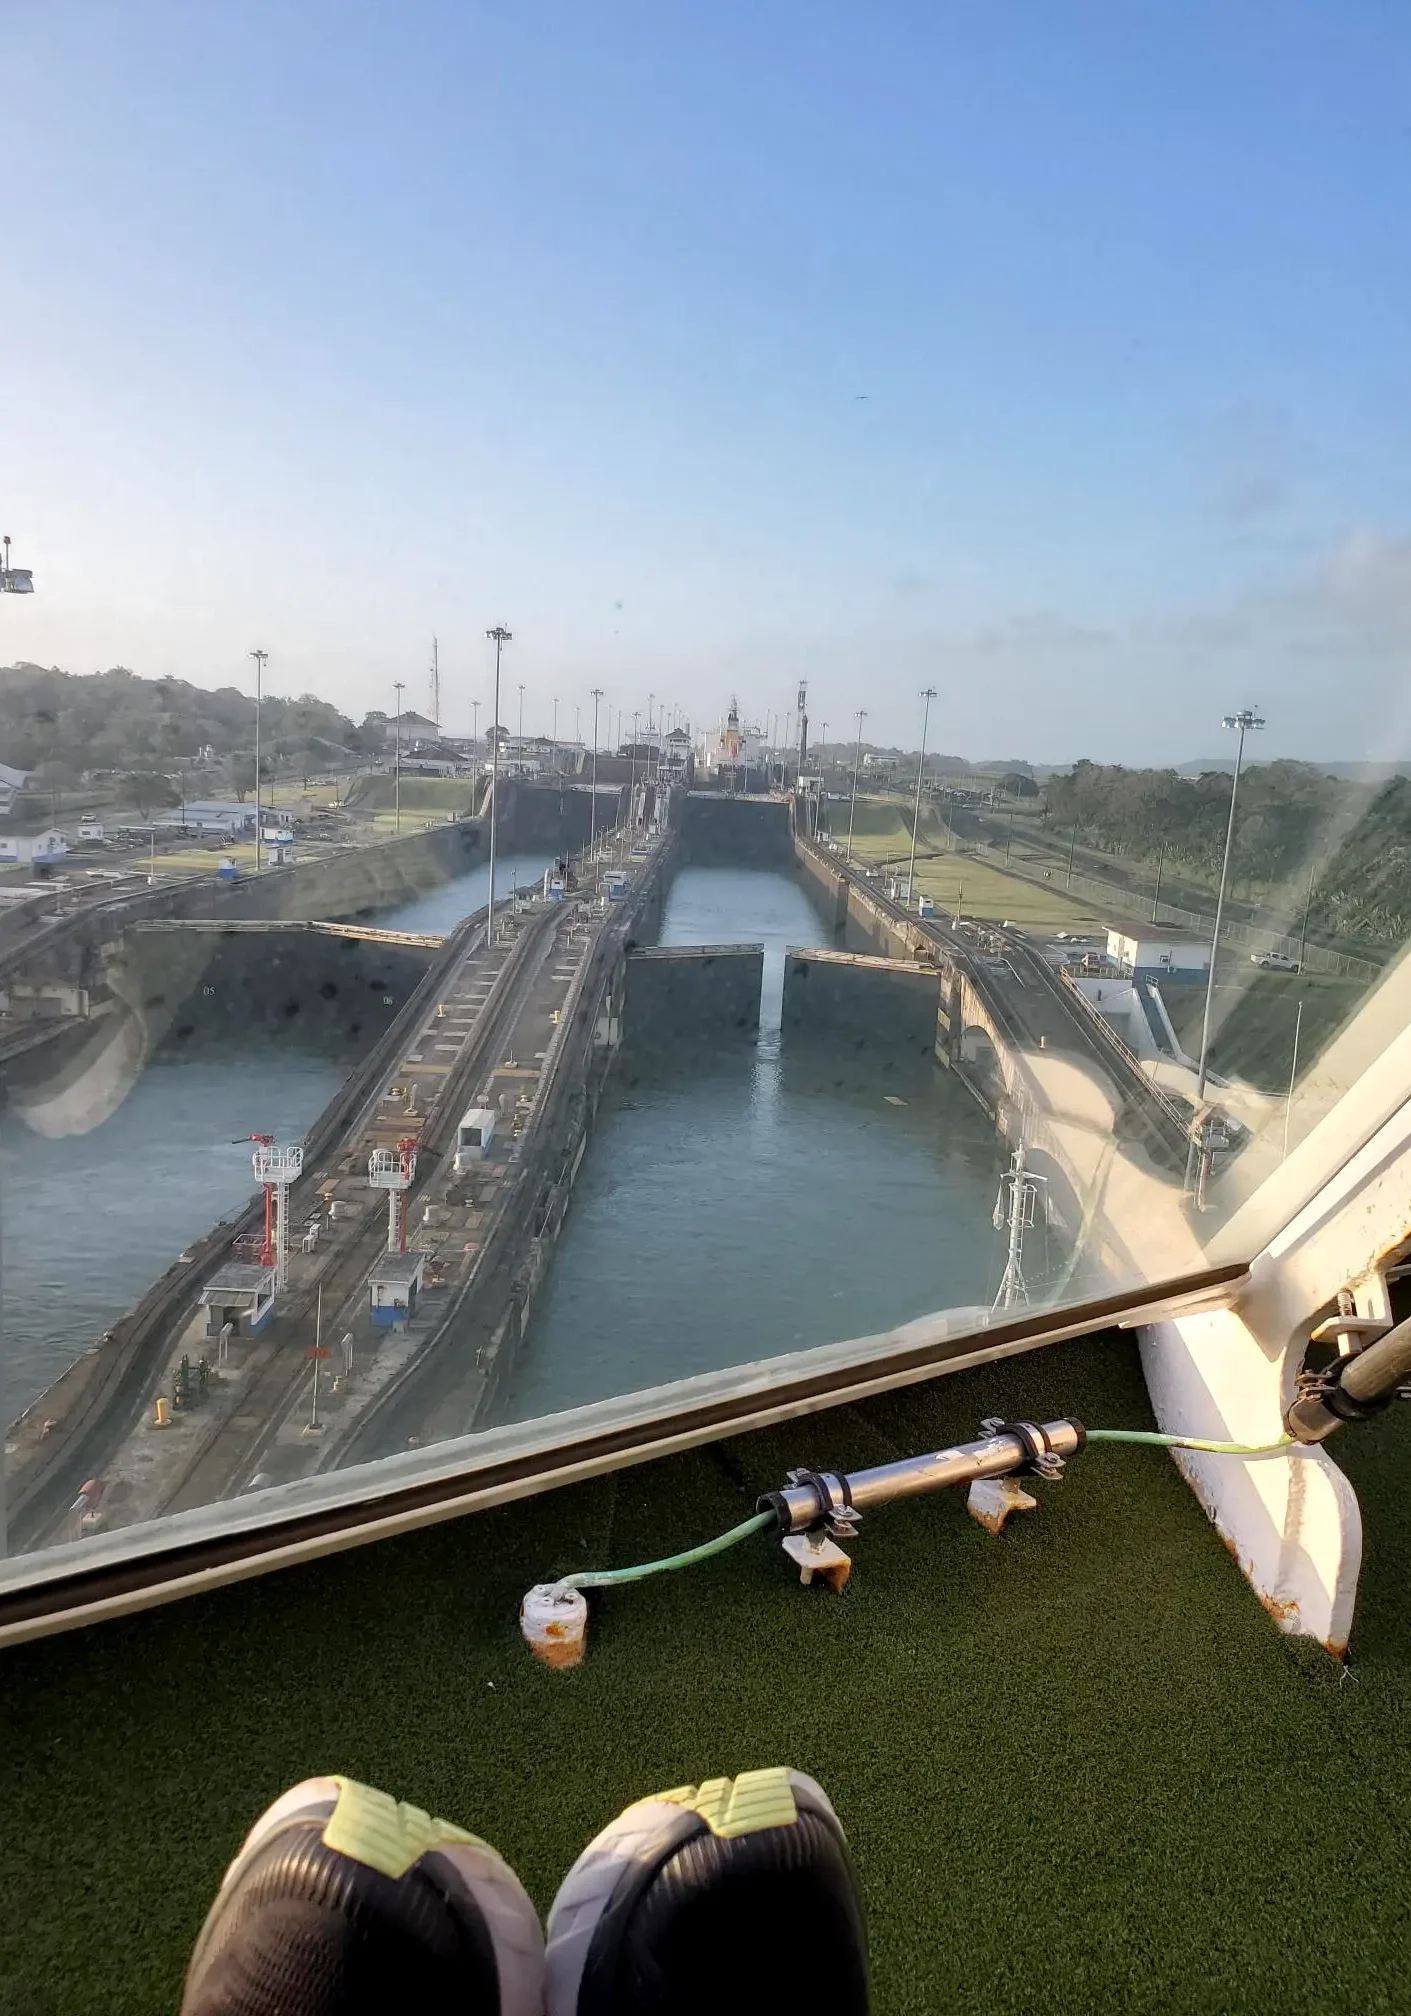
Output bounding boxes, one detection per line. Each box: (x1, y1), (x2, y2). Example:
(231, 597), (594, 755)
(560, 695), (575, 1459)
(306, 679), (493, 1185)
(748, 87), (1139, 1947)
(1045, 759), (1411, 942)
(0, 663), (369, 782)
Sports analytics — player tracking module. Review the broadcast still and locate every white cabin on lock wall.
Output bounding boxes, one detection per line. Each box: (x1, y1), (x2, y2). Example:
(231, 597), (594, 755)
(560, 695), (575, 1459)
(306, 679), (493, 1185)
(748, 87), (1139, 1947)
(1106, 931), (1211, 978)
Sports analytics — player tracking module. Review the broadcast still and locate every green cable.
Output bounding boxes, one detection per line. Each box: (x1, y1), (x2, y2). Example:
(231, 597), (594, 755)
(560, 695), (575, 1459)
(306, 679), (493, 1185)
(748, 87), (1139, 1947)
(552, 1509), (777, 1594)
(1087, 1428), (1293, 1455)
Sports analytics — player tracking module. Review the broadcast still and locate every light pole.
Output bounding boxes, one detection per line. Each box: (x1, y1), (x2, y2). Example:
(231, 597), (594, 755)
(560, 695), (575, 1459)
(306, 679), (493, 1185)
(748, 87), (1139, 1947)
(846, 708), (867, 863)
(485, 627), (512, 938)
(906, 686), (937, 904)
(1194, 709), (1264, 1106)
(1189, 707), (1265, 1194)
(552, 696), (559, 774)
(630, 709), (640, 826)
(249, 649), (268, 872)
(589, 687), (604, 856)
(392, 679), (405, 834)
(517, 682), (525, 741)
(471, 697), (480, 754)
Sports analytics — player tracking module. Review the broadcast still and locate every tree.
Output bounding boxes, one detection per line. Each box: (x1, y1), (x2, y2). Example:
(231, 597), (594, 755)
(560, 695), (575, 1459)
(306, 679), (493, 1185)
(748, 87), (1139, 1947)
(231, 756), (257, 803)
(122, 770), (181, 818)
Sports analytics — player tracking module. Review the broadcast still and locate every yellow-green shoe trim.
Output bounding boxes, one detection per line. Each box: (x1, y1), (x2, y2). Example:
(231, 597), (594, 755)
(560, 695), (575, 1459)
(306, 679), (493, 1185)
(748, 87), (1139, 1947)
(647, 1768), (799, 1839)
(321, 1776), (485, 1877)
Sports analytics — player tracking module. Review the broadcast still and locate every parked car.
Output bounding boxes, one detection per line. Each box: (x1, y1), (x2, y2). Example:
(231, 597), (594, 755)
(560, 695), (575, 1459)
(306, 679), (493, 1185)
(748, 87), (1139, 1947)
(1251, 951), (1300, 971)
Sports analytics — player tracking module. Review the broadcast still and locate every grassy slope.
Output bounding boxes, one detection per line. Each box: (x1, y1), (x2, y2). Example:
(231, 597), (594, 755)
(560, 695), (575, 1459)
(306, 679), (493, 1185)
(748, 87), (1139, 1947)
(1161, 974), (1369, 1094)
(4, 1333), (1410, 2014)
(343, 774), (477, 814)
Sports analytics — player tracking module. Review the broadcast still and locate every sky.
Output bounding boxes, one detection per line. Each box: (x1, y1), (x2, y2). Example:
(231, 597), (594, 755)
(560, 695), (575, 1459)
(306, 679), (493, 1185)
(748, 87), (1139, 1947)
(5, 2), (1411, 763)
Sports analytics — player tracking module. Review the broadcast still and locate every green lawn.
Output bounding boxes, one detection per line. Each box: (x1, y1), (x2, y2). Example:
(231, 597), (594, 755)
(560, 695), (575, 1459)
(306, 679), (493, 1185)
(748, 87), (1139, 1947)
(838, 796), (1109, 933)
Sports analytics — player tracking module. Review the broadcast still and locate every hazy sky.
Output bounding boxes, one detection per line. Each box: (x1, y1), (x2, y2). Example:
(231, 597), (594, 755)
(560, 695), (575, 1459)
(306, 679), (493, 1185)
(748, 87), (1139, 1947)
(5, 3), (1411, 761)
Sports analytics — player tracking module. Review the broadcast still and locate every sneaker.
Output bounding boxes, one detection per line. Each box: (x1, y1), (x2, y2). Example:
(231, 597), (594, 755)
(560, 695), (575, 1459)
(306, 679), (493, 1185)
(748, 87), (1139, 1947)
(544, 1768), (868, 2015)
(181, 1775), (544, 2016)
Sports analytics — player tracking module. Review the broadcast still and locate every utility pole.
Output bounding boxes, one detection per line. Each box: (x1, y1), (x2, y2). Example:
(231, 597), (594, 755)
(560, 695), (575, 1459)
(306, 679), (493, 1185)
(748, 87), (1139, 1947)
(552, 696), (559, 775)
(485, 627), (512, 939)
(1005, 804), (1015, 865)
(847, 708), (867, 863)
(1299, 862), (1315, 971)
(906, 686), (936, 905)
(630, 709), (640, 827)
(589, 687), (604, 856)
(249, 649), (268, 873)
(1190, 707), (1265, 1195)
(1065, 819), (1078, 891)
(392, 679), (405, 834)
(1151, 842), (1166, 924)
(517, 682), (525, 741)
(431, 636), (440, 732)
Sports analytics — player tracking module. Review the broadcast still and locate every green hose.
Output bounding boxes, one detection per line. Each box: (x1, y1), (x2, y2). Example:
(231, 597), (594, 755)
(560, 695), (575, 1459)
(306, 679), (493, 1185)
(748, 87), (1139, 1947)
(551, 1509), (777, 1594)
(546, 1430), (1292, 1597)
(1087, 1428), (1293, 1455)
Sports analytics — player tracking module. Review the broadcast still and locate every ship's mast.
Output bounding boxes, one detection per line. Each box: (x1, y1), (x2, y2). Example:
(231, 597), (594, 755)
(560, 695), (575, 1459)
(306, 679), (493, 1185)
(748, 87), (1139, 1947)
(992, 1139), (1047, 1311)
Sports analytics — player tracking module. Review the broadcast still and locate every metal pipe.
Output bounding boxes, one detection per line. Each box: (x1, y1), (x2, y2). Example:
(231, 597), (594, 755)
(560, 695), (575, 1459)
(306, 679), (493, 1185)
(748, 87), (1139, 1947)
(1287, 1311), (1411, 1442)
(762, 1419), (1086, 1533)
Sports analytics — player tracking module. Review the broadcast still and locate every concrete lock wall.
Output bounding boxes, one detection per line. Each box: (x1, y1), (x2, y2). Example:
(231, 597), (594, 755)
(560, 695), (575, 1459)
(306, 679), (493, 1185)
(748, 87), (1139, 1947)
(624, 944), (765, 1045)
(109, 928), (434, 1041)
(781, 949), (942, 1058)
(678, 793), (793, 867)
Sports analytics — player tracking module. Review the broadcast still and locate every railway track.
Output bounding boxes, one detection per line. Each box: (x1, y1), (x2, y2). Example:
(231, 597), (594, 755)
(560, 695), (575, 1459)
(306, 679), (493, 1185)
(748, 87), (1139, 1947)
(153, 903), (566, 1514)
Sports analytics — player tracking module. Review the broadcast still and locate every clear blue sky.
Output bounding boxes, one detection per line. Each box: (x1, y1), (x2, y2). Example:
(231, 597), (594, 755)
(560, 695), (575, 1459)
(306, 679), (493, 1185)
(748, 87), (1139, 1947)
(5, 2), (1411, 762)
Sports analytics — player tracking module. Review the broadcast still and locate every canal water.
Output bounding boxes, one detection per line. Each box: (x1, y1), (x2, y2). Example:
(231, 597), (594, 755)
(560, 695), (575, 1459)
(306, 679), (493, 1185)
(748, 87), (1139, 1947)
(2, 851), (1012, 1436)
(0, 852), (555, 1419)
(497, 865), (1007, 1426)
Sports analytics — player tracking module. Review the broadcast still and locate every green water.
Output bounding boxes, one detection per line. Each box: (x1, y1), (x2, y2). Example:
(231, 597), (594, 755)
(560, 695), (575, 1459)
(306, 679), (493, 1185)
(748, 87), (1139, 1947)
(0, 852), (555, 1417)
(498, 866), (1008, 1425)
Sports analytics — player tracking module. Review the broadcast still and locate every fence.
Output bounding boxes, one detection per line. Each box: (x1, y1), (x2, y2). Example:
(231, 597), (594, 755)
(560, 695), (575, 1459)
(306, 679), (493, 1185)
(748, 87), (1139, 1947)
(975, 840), (1382, 983)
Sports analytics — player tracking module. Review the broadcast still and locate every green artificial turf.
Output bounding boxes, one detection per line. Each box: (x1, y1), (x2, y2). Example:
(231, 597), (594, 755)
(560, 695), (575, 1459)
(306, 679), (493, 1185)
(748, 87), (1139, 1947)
(3, 1332), (1410, 2014)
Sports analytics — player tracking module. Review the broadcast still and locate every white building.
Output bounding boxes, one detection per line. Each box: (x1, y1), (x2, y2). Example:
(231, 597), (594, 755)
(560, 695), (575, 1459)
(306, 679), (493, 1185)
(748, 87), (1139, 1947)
(0, 827), (69, 867)
(1106, 931), (1210, 978)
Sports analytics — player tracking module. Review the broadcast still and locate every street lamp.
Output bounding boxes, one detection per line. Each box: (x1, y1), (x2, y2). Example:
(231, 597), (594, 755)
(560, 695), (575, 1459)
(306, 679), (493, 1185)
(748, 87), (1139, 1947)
(846, 709), (867, 863)
(392, 680), (406, 834)
(249, 649), (268, 872)
(517, 682), (525, 742)
(590, 687), (604, 856)
(471, 697), (480, 754)
(1190, 706), (1265, 1192)
(630, 709), (640, 827)
(485, 627), (512, 937)
(906, 686), (937, 905)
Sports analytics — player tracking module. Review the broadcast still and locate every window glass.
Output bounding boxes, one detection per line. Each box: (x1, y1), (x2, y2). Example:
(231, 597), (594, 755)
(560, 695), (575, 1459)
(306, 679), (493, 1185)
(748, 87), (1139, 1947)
(2, 5), (1406, 1574)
